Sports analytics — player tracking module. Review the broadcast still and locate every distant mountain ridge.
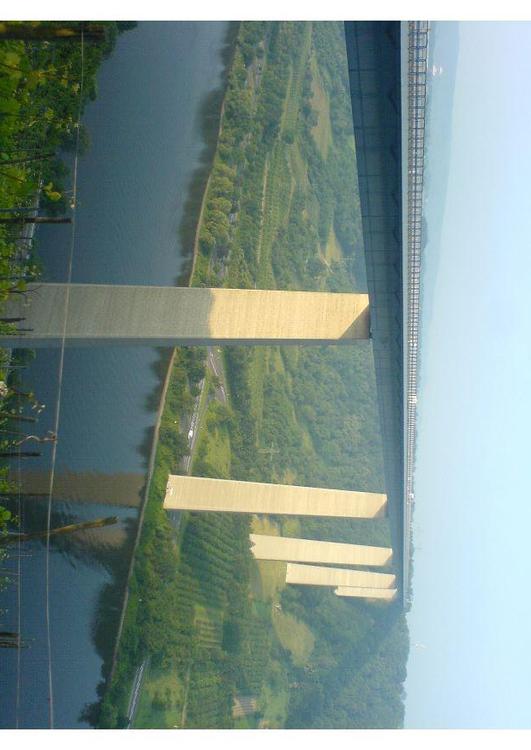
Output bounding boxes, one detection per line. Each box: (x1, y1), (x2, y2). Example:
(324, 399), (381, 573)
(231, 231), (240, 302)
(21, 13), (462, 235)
(420, 22), (460, 342)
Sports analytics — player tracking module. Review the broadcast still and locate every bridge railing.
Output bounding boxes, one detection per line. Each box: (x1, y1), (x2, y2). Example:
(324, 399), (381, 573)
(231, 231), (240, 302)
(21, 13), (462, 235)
(403, 21), (430, 600)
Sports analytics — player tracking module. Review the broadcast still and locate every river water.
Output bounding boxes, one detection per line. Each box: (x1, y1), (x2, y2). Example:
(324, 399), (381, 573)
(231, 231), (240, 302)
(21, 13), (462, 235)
(0, 21), (230, 729)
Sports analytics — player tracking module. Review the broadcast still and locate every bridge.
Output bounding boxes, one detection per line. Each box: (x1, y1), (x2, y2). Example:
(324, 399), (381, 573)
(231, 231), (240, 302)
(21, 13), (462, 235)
(344, 20), (426, 604)
(1, 285), (370, 347)
(163, 21), (425, 604)
(2, 22), (425, 605)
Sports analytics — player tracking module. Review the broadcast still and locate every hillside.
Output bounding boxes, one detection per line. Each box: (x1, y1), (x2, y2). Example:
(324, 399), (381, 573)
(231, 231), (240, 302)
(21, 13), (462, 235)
(96, 21), (409, 730)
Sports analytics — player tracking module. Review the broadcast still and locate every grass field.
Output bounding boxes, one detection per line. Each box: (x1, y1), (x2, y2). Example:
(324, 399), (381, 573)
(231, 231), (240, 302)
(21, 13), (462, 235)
(251, 559), (287, 602)
(249, 518), (286, 602)
(247, 348), (269, 435)
(133, 665), (185, 729)
(288, 142), (309, 191)
(272, 610), (315, 667)
(257, 143), (292, 289)
(281, 23), (313, 139)
(259, 666), (290, 728)
(325, 224), (344, 263)
(310, 53), (333, 159)
(197, 412), (231, 477)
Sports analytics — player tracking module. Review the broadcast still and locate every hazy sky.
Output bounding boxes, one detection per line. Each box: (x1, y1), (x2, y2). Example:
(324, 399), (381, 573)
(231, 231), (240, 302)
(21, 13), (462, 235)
(405, 22), (531, 728)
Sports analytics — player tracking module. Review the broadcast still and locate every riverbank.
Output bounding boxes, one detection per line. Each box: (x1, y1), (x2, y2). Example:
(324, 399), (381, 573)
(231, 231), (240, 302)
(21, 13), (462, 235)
(107, 349), (176, 683)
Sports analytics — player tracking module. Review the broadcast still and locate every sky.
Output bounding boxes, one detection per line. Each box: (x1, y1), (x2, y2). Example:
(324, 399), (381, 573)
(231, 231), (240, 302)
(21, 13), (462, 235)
(405, 22), (531, 729)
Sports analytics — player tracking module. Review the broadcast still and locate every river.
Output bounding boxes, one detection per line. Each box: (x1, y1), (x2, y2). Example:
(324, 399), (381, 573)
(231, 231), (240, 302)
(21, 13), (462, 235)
(0, 21), (231, 729)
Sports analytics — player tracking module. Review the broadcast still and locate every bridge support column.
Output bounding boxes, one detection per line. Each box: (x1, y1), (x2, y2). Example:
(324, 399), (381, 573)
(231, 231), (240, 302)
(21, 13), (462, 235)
(250, 534), (392, 566)
(164, 475), (386, 519)
(2, 283), (370, 347)
(334, 586), (397, 601)
(285, 562), (396, 589)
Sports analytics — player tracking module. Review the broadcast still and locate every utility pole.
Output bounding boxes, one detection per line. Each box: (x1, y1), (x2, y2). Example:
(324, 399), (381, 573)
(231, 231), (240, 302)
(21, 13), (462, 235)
(258, 442), (279, 466)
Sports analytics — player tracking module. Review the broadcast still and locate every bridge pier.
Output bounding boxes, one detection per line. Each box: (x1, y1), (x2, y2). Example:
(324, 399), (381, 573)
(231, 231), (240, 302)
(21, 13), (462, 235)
(334, 586), (398, 601)
(165, 477), (394, 601)
(3, 280), (398, 601)
(1, 283), (370, 347)
(285, 562), (396, 589)
(164, 475), (386, 519)
(250, 534), (392, 567)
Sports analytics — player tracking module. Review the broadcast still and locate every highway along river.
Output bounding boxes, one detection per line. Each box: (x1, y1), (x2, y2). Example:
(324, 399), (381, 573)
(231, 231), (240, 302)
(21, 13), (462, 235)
(0, 21), (231, 729)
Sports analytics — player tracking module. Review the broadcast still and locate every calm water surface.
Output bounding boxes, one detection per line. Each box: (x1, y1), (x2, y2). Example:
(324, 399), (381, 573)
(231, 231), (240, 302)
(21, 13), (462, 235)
(0, 21), (230, 728)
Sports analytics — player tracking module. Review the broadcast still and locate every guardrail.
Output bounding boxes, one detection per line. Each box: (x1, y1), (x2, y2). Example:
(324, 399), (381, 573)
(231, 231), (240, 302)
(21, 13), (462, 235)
(403, 20), (430, 603)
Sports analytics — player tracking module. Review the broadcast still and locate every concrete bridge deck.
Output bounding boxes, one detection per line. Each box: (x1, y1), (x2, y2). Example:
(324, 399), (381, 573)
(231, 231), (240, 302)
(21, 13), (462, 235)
(344, 20), (427, 604)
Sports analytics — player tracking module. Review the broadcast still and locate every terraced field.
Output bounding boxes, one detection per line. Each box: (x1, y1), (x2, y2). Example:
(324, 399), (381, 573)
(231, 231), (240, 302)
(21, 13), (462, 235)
(281, 23), (313, 139)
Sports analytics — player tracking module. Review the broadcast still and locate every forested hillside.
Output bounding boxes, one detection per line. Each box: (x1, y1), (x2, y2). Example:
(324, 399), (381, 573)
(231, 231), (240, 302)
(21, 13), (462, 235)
(98, 21), (409, 730)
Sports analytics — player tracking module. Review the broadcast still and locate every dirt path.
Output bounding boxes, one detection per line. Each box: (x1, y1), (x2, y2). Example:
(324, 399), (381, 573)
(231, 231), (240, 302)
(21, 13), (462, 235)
(255, 158), (269, 266)
(179, 662), (192, 728)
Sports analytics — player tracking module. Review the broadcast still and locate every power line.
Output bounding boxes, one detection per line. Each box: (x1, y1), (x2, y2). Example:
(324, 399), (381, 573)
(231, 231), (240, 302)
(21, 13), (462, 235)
(42, 30), (85, 729)
(15, 392), (22, 728)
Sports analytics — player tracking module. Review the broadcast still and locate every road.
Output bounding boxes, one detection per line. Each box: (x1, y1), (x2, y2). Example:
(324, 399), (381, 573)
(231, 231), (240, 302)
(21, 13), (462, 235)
(182, 379), (203, 473)
(178, 662), (192, 728)
(126, 657), (149, 728)
(183, 347), (227, 472)
(207, 346), (227, 404)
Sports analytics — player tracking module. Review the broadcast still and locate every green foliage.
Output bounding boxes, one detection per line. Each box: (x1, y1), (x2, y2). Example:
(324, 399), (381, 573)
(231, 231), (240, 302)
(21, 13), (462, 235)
(0, 468), (13, 582)
(284, 594), (409, 728)
(0, 22), (131, 222)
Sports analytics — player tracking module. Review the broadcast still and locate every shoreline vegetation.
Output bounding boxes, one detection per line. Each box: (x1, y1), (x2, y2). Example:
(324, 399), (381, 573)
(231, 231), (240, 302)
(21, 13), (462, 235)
(0, 21), (135, 586)
(105, 21), (240, 689)
(95, 21), (409, 730)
